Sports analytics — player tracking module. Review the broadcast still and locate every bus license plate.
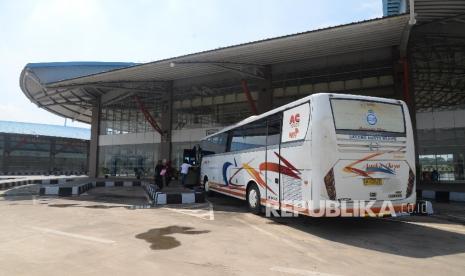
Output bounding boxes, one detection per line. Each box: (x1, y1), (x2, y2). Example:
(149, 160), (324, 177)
(363, 178), (383, 186)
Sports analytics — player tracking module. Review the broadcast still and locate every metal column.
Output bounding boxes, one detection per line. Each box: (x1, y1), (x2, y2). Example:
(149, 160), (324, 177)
(49, 138), (56, 173)
(88, 98), (101, 178)
(2, 134), (10, 174)
(160, 82), (173, 161)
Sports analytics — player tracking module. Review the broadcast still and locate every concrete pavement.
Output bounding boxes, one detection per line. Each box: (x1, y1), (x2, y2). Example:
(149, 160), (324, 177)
(0, 191), (464, 275)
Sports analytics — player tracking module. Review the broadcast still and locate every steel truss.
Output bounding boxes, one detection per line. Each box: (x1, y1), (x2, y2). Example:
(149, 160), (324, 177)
(410, 23), (465, 112)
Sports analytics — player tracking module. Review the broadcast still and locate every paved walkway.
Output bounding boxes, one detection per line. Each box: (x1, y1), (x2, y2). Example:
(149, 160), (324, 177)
(432, 202), (465, 224)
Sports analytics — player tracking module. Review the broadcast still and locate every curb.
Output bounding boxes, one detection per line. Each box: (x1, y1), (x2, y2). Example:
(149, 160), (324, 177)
(142, 183), (158, 204)
(32, 178), (76, 185)
(154, 191), (205, 205)
(40, 182), (94, 196)
(142, 183), (205, 205)
(95, 180), (142, 188)
(0, 172), (87, 176)
(1, 177), (83, 193)
(0, 180), (35, 190)
(15, 178), (206, 205)
(39, 180), (147, 196)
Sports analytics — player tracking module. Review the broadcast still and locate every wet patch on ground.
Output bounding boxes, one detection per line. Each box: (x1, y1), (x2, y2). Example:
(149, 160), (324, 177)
(48, 203), (80, 208)
(47, 203), (125, 209)
(89, 193), (146, 199)
(84, 205), (123, 209)
(73, 187), (150, 206)
(135, 226), (210, 250)
(267, 220), (289, 225)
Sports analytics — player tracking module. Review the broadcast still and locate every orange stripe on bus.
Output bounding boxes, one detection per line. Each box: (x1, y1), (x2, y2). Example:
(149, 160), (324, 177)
(210, 186), (246, 198)
(209, 181), (246, 191)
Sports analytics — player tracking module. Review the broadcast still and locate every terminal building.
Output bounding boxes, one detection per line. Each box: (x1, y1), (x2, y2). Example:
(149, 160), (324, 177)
(19, 1), (465, 193)
(0, 120), (89, 175)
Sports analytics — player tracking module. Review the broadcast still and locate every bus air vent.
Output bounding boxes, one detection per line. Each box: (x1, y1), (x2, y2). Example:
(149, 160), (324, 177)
(324, 168), (336, 200)
(406, 169), (415, 198)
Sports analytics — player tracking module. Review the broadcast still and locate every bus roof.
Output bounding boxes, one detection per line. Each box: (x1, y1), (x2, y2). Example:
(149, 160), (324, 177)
(202, 93), (403, 140)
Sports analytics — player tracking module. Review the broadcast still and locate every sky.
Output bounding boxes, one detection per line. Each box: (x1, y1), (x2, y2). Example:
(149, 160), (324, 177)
(0, 0), (382, 129)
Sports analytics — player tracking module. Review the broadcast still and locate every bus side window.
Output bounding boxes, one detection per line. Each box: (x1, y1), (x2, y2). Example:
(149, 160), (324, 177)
(230, 119), (267, 152)
(201, 133), (228, 154)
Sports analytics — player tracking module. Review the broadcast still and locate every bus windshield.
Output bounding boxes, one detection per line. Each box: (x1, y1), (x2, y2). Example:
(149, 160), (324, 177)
(330, 98), (405, 134)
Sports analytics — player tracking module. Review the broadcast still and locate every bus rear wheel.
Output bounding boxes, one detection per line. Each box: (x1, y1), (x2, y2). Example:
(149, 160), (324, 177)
(247, 184), (262, 214)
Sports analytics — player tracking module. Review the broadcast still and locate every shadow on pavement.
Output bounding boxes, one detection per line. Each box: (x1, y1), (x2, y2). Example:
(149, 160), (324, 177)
(209, 192), (465, 258)
(266, 214), (465, 258)
(65, 187), (149, 206)
(207, 192), (248, 213)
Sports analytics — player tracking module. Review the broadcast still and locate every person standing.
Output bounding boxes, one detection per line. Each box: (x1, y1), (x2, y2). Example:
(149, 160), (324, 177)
(154, 160), (163, 189)
(432, 169), (440, 183)
(160, 159), (168, 189)
(165, 160), (173, 187)
(180, 159), (192, 188)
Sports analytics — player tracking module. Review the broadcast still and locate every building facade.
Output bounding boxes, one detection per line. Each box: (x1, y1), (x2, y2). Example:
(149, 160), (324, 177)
(383, 0), (407, 16)
(410, 19), (465, 184)
(19, 1), (465, 190)
(0, 121), (89, 175)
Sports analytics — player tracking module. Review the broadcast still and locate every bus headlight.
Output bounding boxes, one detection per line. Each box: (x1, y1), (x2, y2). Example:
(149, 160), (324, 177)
(324, 168), (336, 200)
(406, 169), (415, 198)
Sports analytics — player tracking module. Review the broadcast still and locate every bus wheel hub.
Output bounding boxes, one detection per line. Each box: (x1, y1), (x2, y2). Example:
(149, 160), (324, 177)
(248, 189), (257, 207)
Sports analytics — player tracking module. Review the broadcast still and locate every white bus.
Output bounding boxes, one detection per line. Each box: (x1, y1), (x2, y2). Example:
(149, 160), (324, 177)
(200, 93), (416, 217)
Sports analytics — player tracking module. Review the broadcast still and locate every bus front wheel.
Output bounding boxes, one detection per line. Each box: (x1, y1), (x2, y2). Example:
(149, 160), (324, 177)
(247, 184), (262, 214)
(204, 177), (214, 197)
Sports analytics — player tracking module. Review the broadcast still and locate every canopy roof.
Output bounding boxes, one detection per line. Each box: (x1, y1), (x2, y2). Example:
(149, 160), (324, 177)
(20, 15), (412, 123)
(413, 0), (465, 23)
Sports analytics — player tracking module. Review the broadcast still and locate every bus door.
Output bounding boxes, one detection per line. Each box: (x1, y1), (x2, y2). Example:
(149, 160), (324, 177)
(278, 103), (311, 213)
(265, 114), (282, 210)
